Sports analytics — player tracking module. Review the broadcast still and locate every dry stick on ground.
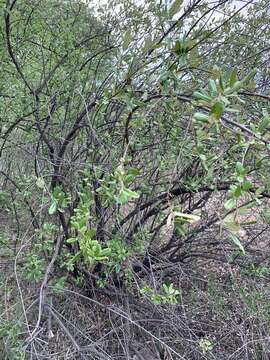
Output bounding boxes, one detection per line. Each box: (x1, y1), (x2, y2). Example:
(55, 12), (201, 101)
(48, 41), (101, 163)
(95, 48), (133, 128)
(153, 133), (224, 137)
(43, 305), (108, 360)
(27, 235), (62, 342)
(51, 287), (186, 360)
(13, 233), (39, 338)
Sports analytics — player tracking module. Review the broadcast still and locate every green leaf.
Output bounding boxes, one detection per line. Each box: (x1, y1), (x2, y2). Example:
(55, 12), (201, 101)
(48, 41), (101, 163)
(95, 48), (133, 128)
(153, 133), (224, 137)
(219, 75), (225, 91)
(102, 247), (111, 256)
(255, 186), (265, 196)
(224, 198), (236, 210)
(232, 185), (242, 198)
(236, 162), (245, 175)
(169, 0), (183, 17)
(258, 113), (270, 132)
(142, 35), (153, 52)
(242, 69), (257, 85)
(225, 81), (243, 95)
(85, 229), (96, 238)
(117, 187), (139, 204)
(211, 102), (225, 119)
(163, 283), (169, 293)
(193, 91), (212, 102)
(208, 79), (218, 96)
(123, 29), (132, 50)
(229, 68), (238, 87)
(223, 214), (241, 233)
(36, 177), (45, 189)
(67, 237), (78, 244)
(117, 191), (129, 204)
(128, 168), (140, 176)
(173, 40), (181, 54)
(123, 187), (140, 199)
(115, 263), (121, 273)
(173, 211), (200, 223)
(125, 174), (135, 184)
(193, 112), (210, 123)
(229, 234), (245, 255)
(242, 181), (252, 191)
(225, 221), (241, 234)
(48, 200), (57, 215)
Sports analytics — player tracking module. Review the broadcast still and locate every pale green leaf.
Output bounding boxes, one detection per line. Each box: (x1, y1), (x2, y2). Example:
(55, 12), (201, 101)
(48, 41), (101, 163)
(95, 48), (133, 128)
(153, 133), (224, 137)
(123, 29), (132, 50)
(169, 0), (183, 17)
(193, 112), (210, 123)
(224, 198), (236, 210)
(229, 234), (245, 255)
(173, 211), (200, 223)
(36, 177), (45, 189)
(48, 200), (57, 215)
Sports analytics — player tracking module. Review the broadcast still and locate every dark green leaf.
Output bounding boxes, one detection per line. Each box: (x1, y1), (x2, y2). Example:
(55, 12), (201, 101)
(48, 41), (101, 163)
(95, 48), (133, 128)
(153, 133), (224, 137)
(229, 68), (238, 87)
(211, 102), (225, 119)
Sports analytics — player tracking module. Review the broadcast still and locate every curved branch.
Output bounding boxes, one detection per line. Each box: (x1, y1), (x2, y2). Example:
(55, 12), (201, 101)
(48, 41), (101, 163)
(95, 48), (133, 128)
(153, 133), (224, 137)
(4, 0), (33, 93)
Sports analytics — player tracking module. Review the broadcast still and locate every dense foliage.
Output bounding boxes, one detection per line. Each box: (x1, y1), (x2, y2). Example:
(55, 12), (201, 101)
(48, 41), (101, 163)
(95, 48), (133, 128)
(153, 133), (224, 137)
(0, 0), (270, 358)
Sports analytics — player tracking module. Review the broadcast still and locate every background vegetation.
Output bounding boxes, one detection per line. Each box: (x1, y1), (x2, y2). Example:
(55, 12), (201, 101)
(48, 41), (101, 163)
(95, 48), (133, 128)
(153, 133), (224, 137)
(0, 0), (270, 358)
